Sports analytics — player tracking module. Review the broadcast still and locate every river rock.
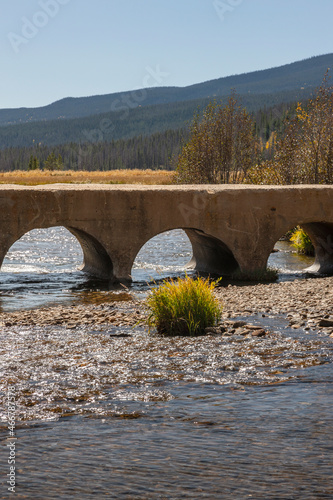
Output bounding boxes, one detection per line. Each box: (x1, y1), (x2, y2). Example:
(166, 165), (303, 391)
(205, 326), (223, 335)
(251, 329), (266, 337)
(318, 318), (333, 328)
(231, 320), (247, 329)
(109, 333), (132, 338)
(246, 325), (266, 331)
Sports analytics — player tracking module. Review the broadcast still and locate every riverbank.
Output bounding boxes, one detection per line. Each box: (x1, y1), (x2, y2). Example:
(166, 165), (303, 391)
(1, 275), (333, 337)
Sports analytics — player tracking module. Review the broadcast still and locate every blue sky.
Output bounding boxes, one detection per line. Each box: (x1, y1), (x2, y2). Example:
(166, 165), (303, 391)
(1, 0), (332, 109)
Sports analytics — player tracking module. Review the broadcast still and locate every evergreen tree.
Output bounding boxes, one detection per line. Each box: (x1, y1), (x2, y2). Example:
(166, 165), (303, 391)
(44, 152), (63, 171)
(28, 154), (34, 170)
(33, 156), (40, 170)
(28, 154), (39, 170)
(57, 154), (64, 170)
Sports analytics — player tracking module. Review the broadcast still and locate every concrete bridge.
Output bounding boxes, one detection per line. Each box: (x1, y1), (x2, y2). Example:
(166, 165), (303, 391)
(0, 184), (332, 281)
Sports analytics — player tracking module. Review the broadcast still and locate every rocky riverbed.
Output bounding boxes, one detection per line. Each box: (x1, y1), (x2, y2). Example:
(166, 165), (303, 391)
(217, 275), (333, 337)
(1, 276), (333, 337)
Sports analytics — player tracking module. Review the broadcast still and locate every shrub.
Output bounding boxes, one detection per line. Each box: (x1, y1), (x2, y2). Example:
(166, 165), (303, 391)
(290, 227), (315, 256)
(146, 275), (222, 336)
(175, 93), (258, 184)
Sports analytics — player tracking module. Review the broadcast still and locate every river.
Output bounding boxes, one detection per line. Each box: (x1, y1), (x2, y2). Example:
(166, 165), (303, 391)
(1, 228), (332, 499)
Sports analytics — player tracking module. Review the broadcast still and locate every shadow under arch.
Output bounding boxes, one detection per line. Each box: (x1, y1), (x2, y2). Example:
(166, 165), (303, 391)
(299, 222), (333, 274)
(185, 229), (240, 275)
(67, 226), (113, 278)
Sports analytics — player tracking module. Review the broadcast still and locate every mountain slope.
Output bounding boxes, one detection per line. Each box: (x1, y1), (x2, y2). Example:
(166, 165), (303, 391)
(0, 89), (311, 149)
(1, 53), (331, 127)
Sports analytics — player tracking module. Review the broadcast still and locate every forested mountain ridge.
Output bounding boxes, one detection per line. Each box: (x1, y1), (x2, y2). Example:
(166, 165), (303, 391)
(1, 53), (332, 127)
(0, 89), (315, 150)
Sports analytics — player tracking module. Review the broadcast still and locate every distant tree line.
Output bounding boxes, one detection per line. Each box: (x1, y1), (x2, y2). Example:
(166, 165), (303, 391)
(1, 83), (331, 186)
(0, 102), (291, 173)
(0, 129), (187, 172)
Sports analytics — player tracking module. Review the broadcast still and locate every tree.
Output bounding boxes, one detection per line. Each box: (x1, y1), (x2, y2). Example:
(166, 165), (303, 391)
(175, 92), (258, 184)
(44, 152), (64, 171)
(28, 154), (40, 170)
(248, 73), (333, 184)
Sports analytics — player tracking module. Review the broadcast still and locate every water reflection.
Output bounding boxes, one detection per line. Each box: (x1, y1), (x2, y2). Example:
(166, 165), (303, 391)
(1, 318), (333, 498)
(269, 240), (315, 277)
(1, 229), (332, 498)
(1, 316), (332, 425)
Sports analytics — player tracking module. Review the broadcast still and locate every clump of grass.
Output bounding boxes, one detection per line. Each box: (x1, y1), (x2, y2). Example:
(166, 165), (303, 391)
(146, 275), (222, 336)
(290, 226), (315, 256)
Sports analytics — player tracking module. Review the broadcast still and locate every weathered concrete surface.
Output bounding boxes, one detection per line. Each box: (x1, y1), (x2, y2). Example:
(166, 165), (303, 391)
(0, 184), (332, 280)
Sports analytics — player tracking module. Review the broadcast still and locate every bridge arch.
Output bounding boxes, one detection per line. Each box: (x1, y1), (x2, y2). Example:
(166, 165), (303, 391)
(0, 225), (114, 279)
(300, 222), (333, 273)
(131, 227), (240, 279)
(131, 229), (191, 281)
(268, 221), (333, 274)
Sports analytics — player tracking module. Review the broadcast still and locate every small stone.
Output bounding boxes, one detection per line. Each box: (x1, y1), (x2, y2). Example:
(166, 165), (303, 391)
(238, 328), (251, 336)
(109, 333), (131, 338)
(204, 326), (220, 335)
(251, 329), (266, 337)
(232, 321), (247, 329)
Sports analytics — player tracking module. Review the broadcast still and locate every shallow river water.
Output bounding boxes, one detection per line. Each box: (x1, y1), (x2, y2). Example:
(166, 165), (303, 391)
(1, 228), (332, 499)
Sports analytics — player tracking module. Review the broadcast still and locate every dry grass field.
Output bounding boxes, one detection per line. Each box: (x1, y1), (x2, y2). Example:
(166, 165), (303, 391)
(0, 169), (174, 185)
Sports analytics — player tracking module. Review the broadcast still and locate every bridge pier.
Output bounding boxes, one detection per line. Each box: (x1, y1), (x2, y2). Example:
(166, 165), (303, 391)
(67, 227), (114, 279)
(302, 223), (333, 274)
